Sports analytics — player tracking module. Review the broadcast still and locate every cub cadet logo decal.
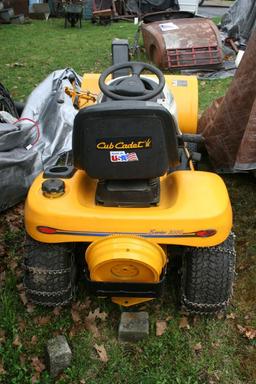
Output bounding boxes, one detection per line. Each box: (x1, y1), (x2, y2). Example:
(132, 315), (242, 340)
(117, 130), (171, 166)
(110, 151), (138, 162)
(96, 137), (152, 150)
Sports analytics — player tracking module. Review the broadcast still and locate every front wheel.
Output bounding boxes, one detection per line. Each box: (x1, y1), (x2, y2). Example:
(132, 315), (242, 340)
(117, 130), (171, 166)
(181, 233), (236, 314)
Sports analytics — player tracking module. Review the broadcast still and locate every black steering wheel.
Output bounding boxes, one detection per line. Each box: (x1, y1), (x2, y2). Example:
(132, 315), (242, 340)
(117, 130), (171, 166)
(99, 61), (165, 101)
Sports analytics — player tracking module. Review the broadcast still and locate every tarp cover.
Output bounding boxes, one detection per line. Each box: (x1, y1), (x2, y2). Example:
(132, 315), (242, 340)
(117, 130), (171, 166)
(221, 0), (256, 43)
(198, 30), (256, 173)
(126, 0), (179, 15)
(0, 68), (80, 212)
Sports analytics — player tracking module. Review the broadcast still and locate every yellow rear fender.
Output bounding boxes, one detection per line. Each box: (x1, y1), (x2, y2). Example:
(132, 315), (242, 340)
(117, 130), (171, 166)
(25, 170), (232, 248)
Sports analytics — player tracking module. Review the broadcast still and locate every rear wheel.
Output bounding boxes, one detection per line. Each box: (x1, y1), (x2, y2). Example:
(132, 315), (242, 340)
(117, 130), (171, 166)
(23, 235), (77, 306)
(181, 233), (236, 314)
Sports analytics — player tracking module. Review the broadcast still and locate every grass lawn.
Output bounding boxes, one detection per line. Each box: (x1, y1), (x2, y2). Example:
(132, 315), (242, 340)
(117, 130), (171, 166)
(0, 19), (255, 384)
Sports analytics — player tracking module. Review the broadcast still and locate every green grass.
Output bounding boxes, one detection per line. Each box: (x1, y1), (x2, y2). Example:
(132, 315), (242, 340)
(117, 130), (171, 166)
(0, 19), (255, 384)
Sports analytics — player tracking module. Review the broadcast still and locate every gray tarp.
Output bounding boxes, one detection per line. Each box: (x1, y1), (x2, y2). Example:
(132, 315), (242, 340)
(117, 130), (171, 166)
(0, 68), (81, 212)
(221, 0), (256, 44)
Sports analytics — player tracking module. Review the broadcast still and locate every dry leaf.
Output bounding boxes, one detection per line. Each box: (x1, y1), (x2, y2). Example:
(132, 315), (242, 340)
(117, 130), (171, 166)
(31, 336), (38, 345)
(18, 319), (26, 332)
(237, 324), (246, 334)
(31, 356), (46, 373)
(26, 303), (35, 313)
(84, 320), (100, 338)
(212, 341), (221, 349)
(0, 359), (6, 374)
(19, 291), (28, 306)
(9, 260), (18, 271)
(217, 312), (224, 320)
(0, 271), (6, 287)
(16, 283), (24, 291)
(193, 342), (203, 353)
(13, 335), (22, 348)
(245, 327), (256, 340)
(20, 353), (26, 365)
(0, 330), (6, 344)
(156, 320), (167, 336)
(94, 344), (109, 362)
(87, 308), (108, 322)
(226, 313), (236, 320)
(71, 309), (81, 323)
(179, 316), (190, 330)
(35, 316), (51, 326)
(53, 307), (61, 316)
(236, 324), (256, 340)
(31, 374), (40, 384)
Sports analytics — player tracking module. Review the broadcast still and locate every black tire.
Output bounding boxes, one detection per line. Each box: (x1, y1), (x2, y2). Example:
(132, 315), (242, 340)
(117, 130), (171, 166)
(23, 235), (76, 306)
(181, 233), (236, 315)
(199, 0), (204, 6)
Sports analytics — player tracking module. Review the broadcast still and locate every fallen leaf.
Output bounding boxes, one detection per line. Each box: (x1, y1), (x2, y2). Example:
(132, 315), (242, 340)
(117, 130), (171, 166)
(31, 356), (46, 373)
(236, 324), (256, 340)
(0, 244), (5, 257)
(20, 353), (26, 365)
(217, 312), (224, 320)
(31, 336), (38, 345)
(71, 309), (81, 323)
(84, 320), (100, 338)
(193, 342), (203, 353)
(0, 359), (6, 374)
(226, 313), (236, 320)
(212, 341), (221, 349)
(13, 335), (22, 348)
(0, 271), (6, 287)
(245, 327), (256, 340)
(19, 291), (28, 306)
(9, 260), (18, 271)
(31, 374), (40, 384)
(69, 327), (77, 338)
(0, 329), (6, 344)
(53, 307), (61, 316)
(237, 324), (246, 334)
(87, 308), (108, 322)
(94, 344), (109, 362)
(16, 283), (24, 291)
(34, 316), (51, 326)
(179, 316), (190, 330)
(26, 303), (35, 313)
(18, 319), (26, 332)
(156, 320), (167, 336)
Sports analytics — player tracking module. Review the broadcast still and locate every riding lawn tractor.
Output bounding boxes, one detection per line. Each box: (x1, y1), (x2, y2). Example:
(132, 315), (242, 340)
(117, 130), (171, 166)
(23, 60), (235, 314)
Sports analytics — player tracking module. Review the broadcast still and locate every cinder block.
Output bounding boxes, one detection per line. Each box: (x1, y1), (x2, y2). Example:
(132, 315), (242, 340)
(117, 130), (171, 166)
(45, 335), (72, 377)
(118, 311), (149, 342)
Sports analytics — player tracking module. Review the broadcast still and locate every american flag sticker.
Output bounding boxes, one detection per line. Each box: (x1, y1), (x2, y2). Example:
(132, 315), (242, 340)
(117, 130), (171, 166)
(110, 151), (138, 162)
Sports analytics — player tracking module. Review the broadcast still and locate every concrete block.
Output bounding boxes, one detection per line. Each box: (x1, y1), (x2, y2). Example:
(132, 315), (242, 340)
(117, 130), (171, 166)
(45, 335), (72, 378)
(118, 311), (149, 342)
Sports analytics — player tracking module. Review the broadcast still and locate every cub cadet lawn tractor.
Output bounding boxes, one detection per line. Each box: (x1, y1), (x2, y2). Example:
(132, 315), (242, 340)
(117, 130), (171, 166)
(23, 61), (236, 314)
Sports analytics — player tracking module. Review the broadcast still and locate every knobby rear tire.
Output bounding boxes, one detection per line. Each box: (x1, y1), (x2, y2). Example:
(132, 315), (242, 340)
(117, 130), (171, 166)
(23, 235), (76, 307)
(181, 233), (236, 315)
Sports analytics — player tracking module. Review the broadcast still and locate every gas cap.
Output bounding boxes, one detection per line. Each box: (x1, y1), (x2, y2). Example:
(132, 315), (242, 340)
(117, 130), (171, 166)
(42, 178), (65, 198)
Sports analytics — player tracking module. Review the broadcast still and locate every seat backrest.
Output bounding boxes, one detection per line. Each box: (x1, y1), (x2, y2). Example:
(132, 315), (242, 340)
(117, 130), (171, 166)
(73, 100), (179, 180)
